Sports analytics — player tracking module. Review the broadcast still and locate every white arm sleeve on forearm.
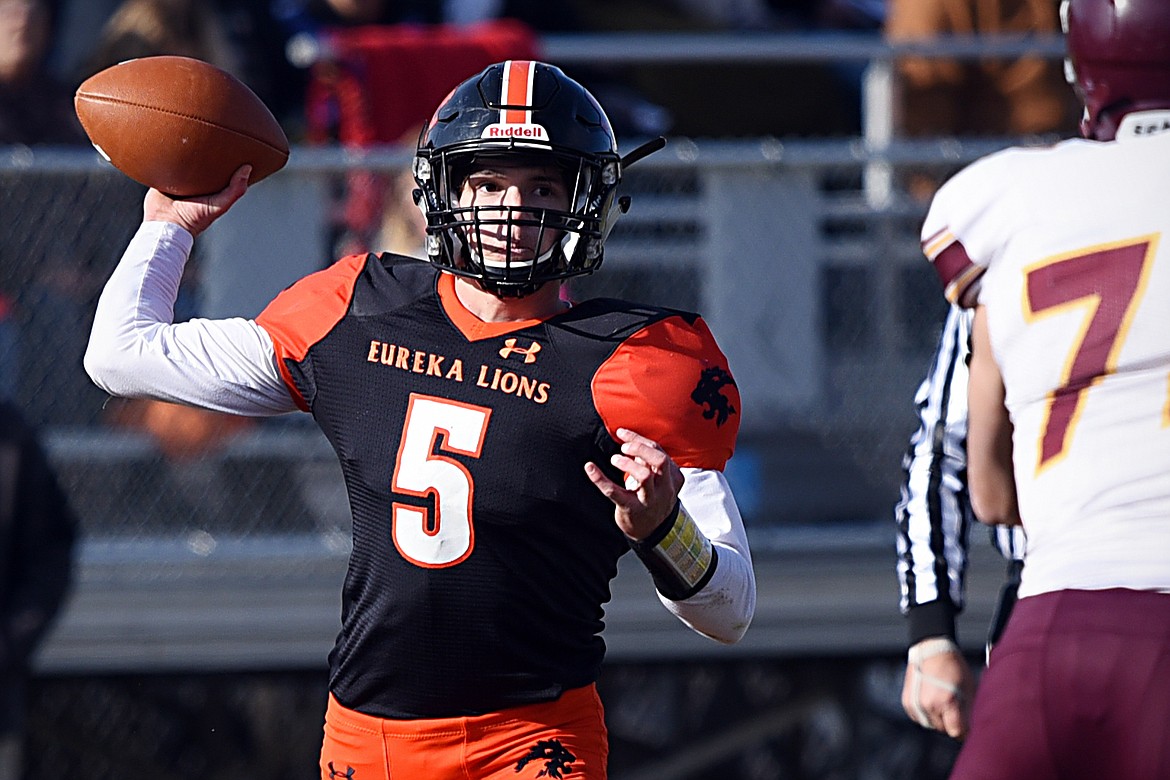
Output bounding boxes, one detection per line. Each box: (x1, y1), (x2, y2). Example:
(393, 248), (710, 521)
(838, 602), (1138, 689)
(84, 221), (299, 415)
(660, 467), (756, 644)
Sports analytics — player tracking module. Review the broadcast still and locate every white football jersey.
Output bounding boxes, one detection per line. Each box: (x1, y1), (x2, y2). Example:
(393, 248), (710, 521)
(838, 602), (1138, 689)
(922, 118), (1170, 598)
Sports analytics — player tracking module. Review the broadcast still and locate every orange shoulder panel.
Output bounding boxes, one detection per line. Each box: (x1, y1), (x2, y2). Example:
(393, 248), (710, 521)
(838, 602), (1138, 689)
(592, 314), (740, 470)
(254, 253), (368, 410)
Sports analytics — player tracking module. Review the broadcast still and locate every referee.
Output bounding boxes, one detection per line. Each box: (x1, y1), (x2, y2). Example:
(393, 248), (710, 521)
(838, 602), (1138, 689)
(894, 304), (1025, 739)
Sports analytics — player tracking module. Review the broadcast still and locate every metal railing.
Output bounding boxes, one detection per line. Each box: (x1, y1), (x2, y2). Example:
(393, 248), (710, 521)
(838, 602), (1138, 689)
(541, 31), (1069, 204)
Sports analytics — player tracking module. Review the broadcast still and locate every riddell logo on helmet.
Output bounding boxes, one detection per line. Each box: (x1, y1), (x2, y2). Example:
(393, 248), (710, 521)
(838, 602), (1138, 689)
(481, 123), (549, 140)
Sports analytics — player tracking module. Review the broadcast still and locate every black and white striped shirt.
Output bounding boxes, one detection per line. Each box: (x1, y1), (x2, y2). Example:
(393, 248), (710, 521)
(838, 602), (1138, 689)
(894, 305), (1025, 646)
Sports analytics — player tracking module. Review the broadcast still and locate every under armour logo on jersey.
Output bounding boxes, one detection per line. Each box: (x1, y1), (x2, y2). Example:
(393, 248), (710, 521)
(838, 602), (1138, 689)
(515, 738), (576, 778)
(327, 762), (356, 779)
(691, 366), (737, 427)
(499, 338), (542, 363)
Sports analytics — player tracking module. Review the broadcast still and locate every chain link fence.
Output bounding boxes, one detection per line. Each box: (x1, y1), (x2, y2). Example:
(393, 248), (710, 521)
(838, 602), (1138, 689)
(3, 138), (1017, 780)
(1, 140), (1000, 539)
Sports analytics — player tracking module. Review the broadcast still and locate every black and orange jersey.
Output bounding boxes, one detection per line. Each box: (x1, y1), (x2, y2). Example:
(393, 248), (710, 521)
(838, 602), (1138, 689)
(256, 253), (739, 719)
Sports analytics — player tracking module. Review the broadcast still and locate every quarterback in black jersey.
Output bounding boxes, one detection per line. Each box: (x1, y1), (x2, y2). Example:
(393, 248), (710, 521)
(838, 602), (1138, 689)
(86, 61), (756, 779)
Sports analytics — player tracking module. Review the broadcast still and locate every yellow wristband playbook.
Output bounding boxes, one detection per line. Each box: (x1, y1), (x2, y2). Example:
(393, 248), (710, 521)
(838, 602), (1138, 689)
(629, 501), (718, 601)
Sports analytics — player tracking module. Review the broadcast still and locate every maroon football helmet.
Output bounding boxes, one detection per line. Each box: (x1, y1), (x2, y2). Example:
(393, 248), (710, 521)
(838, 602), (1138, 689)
(1062, 0), (1170, 140)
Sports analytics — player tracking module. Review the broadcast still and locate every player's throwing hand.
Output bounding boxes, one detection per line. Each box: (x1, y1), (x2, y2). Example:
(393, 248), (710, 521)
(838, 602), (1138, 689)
(144, 164), (251, 238)
(585, 427), (685, 541)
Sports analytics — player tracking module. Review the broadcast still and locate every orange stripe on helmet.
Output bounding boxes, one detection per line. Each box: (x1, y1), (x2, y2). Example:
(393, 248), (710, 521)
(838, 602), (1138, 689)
(500, 60), (535, 124)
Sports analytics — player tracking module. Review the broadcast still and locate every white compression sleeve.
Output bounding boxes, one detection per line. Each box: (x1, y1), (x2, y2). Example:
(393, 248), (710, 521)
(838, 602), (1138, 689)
(84, 221), (299, 415)
(655, 467), (756, 644)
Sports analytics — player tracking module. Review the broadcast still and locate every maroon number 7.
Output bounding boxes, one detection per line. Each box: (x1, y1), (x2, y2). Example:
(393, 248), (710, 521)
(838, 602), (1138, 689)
(1024, 236), (1158, 471)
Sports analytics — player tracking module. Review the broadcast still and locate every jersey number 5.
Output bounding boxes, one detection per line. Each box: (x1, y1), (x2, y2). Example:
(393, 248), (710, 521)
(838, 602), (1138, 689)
(1025, 235), (1158, 471)
(391, 393), (491, 567)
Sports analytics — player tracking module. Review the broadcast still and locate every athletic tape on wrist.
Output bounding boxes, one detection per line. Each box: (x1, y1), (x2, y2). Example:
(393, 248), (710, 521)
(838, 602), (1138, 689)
(630, 501), (718, 601)
(907, 636), (961, 666)
(907, 637), (963, 729)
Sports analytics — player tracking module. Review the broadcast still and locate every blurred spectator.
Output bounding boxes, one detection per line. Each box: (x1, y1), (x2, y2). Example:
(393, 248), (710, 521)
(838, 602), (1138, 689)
(884, 0), (1079, 199)
(79, 0), (241, 81)
(283, 0), (671, 141)
(293, 13), (542, 257)
(885, 0), (1078, 138)
(0, 399), (77, 780)
(273, 0), (432, 79)
(0, 0), (85, 146)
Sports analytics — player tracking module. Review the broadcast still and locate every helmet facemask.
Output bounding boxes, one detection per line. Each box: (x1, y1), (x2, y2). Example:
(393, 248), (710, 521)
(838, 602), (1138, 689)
(414, 144), (620, 297)
(411, 60), (634, 298)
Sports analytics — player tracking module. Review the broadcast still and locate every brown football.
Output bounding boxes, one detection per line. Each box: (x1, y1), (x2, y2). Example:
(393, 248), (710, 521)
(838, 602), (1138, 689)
(74, 56), (290, 197)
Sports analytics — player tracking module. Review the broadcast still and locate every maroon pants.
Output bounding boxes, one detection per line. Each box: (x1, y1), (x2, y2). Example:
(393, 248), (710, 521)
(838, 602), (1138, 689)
(951, 588), (1170, 780)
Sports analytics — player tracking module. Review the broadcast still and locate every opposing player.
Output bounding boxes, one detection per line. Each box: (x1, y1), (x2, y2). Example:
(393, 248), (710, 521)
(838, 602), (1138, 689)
(922, 1), (1170, 775)
(894, 303), (1025, 741)
(84, 61), (756, 779)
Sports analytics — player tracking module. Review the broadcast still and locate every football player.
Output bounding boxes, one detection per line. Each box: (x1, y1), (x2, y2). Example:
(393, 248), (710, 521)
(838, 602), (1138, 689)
(84, 60), (755, 779)
(923, 1), (1170, 775)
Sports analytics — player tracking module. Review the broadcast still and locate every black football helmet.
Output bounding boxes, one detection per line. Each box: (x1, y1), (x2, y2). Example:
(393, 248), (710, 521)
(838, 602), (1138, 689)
(413, 60), (630, 296)
(1062, 0), (1170, 140)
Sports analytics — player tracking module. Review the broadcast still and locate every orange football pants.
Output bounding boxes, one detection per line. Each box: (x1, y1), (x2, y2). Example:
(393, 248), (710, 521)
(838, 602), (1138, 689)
(319, 685), (608, 780)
